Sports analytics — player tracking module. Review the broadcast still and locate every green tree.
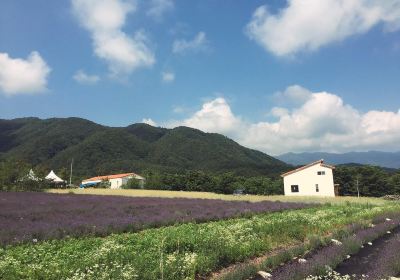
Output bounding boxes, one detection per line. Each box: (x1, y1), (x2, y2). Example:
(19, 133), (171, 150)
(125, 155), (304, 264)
(123, 178), (143, 189)
(388, 172), (400, 194)
(214, 172), (237, 194)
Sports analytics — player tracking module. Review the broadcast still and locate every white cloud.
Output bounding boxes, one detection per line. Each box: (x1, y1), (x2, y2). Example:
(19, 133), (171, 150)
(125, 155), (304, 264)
(241, 91), (363, 154)
(167, 97), (244, 135)
(172, 105), (186, 114)
(156, 86), (400, 155)
(0, 51), (51, 96)
(147, 0), (174, 20)
(273, 84), (312, 106)
(246, 0), (400, 56)
(142, 118), (157, 126)
(73, 70), (100, 85)
(72, 0), (155, 77)
(161, 71), (175, 83)
(172, 32), (209, 54)
(270, 107), (289, 118)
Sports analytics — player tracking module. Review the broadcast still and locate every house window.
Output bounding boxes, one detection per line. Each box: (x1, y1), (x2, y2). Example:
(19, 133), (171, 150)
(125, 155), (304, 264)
(317, 171), (326, 175)
(316, 184), (319, 192)
(291, 185), (299, 193)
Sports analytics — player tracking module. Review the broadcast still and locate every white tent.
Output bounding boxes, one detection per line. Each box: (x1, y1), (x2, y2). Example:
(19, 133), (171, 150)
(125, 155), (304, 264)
(18, 169), (40, 182)
(45, 170), (64, 183)
(27, 169), (40, 181)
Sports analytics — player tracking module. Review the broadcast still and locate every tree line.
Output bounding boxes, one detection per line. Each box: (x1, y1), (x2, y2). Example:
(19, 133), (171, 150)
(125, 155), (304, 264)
(138, 170), (283, 195)
(1, 159), (400, 197)
(127, 166), (400, 197)
(335, 165), (400, 196)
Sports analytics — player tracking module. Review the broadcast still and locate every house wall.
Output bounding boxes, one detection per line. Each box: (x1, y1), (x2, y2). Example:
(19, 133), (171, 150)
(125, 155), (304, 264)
(283, 164), (335, 197)
(109, 178), (124, 189)
(109, 176), (145, 189)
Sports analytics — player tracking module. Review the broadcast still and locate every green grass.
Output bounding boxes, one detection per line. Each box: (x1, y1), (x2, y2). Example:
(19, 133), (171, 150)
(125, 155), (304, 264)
(1, 202), (399, 280)
(48, 188), (389, 205)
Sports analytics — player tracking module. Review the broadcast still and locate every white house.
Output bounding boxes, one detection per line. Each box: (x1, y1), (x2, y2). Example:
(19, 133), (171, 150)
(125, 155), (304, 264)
(281, 160), (336, 197)
(81, 172), (145, 189)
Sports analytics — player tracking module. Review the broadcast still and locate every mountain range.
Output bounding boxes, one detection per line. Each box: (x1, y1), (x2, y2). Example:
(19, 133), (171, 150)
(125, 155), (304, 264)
(0, 117), (290, 180)
(278, 151), (400, 169)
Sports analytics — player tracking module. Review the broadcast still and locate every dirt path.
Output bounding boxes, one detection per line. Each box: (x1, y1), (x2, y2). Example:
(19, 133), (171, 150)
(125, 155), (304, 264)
(335, 225), (400, 276)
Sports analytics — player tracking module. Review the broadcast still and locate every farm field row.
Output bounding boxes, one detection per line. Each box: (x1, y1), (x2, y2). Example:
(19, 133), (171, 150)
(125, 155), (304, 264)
(48, 188), (389, 205)
(250, 216), (400, 280)
(1, 201), (399, 280)
(0, 192), (309, 245)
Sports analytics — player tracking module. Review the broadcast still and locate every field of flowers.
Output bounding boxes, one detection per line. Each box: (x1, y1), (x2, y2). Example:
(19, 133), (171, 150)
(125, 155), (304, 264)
(0, 192), (309, 245)
(1, 201), (399, 280)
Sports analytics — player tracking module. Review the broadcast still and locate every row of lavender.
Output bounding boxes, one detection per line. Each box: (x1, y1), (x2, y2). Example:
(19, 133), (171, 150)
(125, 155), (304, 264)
(0, 192), (310, 245)
(261, 214), (400, 280)
(367, 232), (400, 278)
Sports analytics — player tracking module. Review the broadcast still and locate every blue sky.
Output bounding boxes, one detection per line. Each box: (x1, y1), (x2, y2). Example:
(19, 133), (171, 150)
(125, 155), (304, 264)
(0, 0), (400, 155)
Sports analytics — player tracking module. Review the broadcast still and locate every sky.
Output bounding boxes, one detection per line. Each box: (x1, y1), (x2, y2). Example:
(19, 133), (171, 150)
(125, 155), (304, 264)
(0, 0), (400, 155)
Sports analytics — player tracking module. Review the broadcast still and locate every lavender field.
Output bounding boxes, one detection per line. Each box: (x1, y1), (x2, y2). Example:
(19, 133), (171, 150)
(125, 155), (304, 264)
(0, 191), (309, 245)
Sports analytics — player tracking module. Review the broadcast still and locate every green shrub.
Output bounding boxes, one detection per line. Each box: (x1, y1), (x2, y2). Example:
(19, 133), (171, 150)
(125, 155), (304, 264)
(122, 178), (143, 189)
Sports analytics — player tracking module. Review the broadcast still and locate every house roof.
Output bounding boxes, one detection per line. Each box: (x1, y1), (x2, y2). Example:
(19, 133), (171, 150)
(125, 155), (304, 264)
(82, 172), (143, 183)
(281, 159), (335, 177)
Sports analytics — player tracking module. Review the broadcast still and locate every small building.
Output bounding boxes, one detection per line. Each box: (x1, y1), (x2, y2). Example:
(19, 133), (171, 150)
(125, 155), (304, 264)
(81, 172), (145, 189)
(281, 159), (336, 197)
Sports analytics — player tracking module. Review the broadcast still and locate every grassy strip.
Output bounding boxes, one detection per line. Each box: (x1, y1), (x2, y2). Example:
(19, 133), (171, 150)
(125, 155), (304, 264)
(48, 189), (389, 205)
(1, 203), (399, 280)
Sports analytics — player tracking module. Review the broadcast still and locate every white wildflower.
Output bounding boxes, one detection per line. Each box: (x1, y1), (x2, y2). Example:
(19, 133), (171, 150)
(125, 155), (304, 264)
(257, 271), (272, 279)
(331, 239), (342, 245)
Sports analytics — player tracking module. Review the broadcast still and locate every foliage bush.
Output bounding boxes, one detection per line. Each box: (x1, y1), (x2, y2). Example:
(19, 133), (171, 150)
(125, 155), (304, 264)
(122, 178), (143, 189)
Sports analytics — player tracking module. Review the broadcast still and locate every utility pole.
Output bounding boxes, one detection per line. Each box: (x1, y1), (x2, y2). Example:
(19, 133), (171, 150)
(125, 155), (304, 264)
(356, 175), (360, 198)
(69, 158), (73, 186)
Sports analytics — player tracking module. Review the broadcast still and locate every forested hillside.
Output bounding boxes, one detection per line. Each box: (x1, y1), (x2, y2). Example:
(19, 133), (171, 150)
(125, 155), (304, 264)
(0, 118), (290, 180)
